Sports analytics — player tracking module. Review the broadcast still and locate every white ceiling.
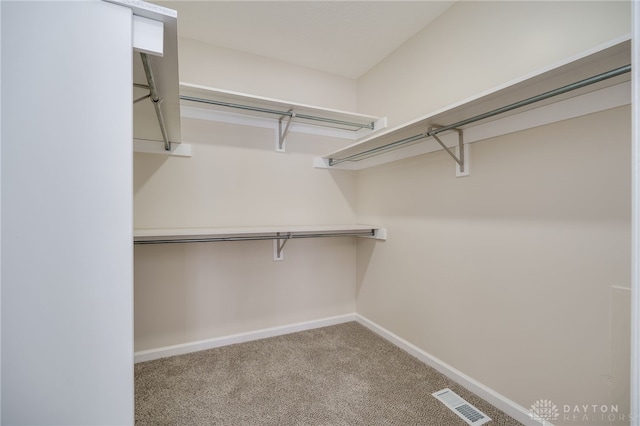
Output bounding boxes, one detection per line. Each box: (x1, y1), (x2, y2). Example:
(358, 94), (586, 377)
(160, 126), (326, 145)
(153, 1), (454, 79)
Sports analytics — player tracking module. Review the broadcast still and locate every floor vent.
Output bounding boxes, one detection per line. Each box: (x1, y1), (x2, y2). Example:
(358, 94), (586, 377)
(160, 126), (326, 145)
(432, 388), (491, 426)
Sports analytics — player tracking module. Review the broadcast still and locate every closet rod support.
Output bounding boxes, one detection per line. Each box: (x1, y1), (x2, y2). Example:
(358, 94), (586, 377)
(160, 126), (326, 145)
(274, 232), (291, 261)
(278, 110), (295, 152)
(140, 52), (171, 151)
(428, 126), (464, 172)
(134, 93), (151, 104)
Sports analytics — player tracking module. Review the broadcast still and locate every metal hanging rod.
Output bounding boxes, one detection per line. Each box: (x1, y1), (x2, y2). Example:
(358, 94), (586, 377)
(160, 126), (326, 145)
(331, 133), (427, 164)
(329, 64), (631, 166)
(179, 95), (376, 131)
(134, 229), (376, 245)
(140, 53), (171, 151)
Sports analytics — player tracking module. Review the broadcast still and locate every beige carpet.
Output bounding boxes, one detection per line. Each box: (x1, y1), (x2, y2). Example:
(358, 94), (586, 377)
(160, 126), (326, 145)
(135, 322), (524, 425)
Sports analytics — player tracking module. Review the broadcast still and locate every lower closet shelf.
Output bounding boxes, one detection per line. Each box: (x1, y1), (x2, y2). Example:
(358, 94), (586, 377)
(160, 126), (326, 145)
(133, 224), (387, 245)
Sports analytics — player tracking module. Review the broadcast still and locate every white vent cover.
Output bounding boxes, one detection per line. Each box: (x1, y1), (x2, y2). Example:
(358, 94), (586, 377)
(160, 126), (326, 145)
(432, 388), (491, 426)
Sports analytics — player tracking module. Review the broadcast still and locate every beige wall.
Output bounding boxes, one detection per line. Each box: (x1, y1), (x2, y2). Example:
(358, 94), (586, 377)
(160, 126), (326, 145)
(134, 44), (360, 351)
(355, 1), (631, 421)
(134, 119), (357, 229)
(136, 0), (633, 421)
(358, 1), (631, 127)
(178, 37), (358, 112)
(135, 237), (356, 351)
(356, 107), (630, 419)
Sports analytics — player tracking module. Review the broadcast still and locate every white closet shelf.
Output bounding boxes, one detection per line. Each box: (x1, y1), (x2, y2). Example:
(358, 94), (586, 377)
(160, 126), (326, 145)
(134, 224), (387, 244)
(317, 36), (631, 172)
(178, 83), (387, 147)
(126, 0), (184, 156)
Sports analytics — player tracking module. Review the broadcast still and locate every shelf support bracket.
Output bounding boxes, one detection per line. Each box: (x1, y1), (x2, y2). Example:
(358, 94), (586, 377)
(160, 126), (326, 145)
(140, 52), (171, 151)
(134, 93), (151, 104)
(278, 110), (295, 152)
(273, 232), (291, 261)
(428, 126), (468, 177)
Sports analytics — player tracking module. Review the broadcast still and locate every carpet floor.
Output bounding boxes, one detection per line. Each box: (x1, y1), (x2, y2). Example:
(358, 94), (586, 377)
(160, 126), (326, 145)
(135, 322), (524, 425)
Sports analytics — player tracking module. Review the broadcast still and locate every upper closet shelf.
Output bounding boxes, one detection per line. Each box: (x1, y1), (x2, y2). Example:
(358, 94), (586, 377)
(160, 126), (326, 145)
(123, 0), (187, 157)
(179, 83), (387, 151)
(316, 36), (631, 173)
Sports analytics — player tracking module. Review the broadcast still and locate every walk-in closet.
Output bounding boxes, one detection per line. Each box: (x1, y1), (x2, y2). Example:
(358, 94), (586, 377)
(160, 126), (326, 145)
(1, 1), (638, 425)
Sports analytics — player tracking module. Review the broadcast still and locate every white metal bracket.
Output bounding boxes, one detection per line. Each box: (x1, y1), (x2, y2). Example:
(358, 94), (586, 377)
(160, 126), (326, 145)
(277, 110), (295, 152)
(455, 143), (470, 177)
(428, 126), (469, 177)
(273, 232), (291, 261)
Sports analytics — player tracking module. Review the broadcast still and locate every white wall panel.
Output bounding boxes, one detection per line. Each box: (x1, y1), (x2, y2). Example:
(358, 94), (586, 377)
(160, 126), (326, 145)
(1, 2), (133, 424)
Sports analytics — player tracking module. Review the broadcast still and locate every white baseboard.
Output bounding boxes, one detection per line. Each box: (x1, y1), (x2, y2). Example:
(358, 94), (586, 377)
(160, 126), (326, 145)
(354, 314), (547, 426)
(134, 313), (356, 363)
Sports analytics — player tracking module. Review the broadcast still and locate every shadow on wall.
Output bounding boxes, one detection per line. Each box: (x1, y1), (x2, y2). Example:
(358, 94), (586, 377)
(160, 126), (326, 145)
(133, 152), (171, 196)
(134, 243), (191, 351)
(322, 168), (357, 220)
(355, 238), (377, 299)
